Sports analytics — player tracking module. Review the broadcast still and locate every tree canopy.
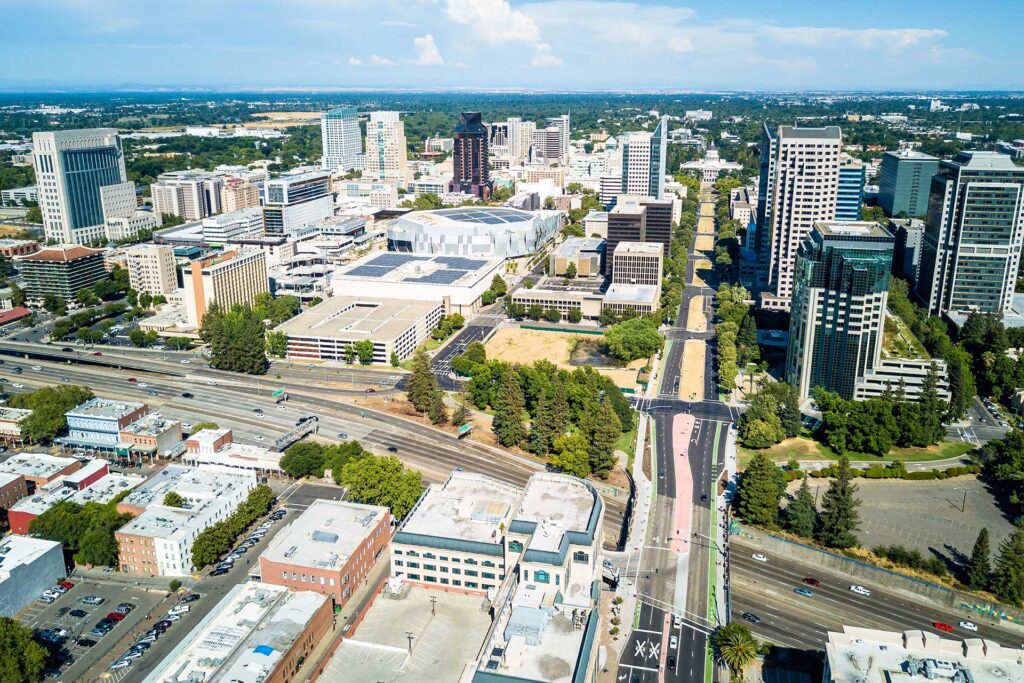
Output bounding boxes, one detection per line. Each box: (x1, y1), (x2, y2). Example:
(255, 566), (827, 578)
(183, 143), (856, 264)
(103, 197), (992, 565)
(200, 302), (268, 374)
(603, 317), (664, 362)
(8, 384), (94, 443)
(338, 454), (423, 520)
(0, 618), (48, 683)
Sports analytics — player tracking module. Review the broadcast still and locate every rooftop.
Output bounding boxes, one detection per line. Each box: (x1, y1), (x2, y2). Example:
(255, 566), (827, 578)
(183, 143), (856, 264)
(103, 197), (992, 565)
(0, 536), (61, 581)
(603, 283), (660, 305)
(16, 245), (104, 263)
(826, 626), (1024, 683)
(67, 397), (146, 420)
(261, 500), (388, 570)
(0, 452), (78, 480)
(397, 472), (523, 546)
(11, 471), (144, 517)
(553, 237), (604, 259)
(613, 241), (662, 256)
(780, 125), (843, 139)
(275, 296), (443, 343)
(119, 415), (181, 437)
(514, 474), (598, 554)
(402, 206), (539, 226)
(337, 251), (500, 287)
(142, 582), (328, 683)
(0, 407), (31, 423)
(886, 149), (938, 160)
(119, 464), (253, 514)
(816, 221), (894, 240)
(950, 150), (1024, 172)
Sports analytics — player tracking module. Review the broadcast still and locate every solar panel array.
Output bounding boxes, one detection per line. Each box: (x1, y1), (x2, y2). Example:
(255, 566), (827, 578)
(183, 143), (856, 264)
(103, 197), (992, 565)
(432, 207), (531, 225)
(342, 251), (490, 285)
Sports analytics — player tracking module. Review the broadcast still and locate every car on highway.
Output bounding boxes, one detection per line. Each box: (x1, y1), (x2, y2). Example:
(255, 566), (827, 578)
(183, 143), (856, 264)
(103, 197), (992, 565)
(849, 585), (871, 597)
(31, 365), (41, 371)
(180, 359), (190, 364)
(127, 377), (137, 383)
(92, 352), (102, 356)
(181, 392), (194, 398)
(751, 553), (767, 562)
(794, 587), (814, 598)
(61, 376), (70, 382)
(742, 612), (762, 624)
(959, 621), (978, 632)
(253, 408), (264, 416)
(337, 432), (348, 439)
(932, 621), (954, 633)
(254, 435), (264, 441)
(207, 380), (217, 386)
(11, 383), (24, 388)
(61, 347), (72, 352)
(802, 577), (821, 587)
(387, 446), (399, 453)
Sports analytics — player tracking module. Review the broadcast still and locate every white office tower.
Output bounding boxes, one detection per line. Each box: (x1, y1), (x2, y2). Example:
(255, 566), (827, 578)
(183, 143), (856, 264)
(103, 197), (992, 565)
(150, 170), (224, 222)
(533, 127), (563, 162)
(620, 116), (667, 200)
(262, 170), (334, 237)
(758, 124), (842, 311)
(364, 111), (408, 184)
(545, 113), (570, 160)
(321, 107), (361, 172)
(32, 128), (128, 244)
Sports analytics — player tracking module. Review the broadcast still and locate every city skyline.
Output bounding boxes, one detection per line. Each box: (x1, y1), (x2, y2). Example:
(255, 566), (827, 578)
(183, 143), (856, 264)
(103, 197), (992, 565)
(2, 0), (1022, 91)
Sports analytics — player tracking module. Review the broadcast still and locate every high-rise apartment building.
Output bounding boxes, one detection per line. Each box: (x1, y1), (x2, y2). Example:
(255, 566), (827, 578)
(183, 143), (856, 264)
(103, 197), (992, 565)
(262, 170), (334, 237)
(757, 124), (843, 311)
(183, 249), (269, 327)
(878, 150), (939, 217)
(917, 151), (1024, 317)
(606, 196), (673, 277)
(321, 107), (361, 172)
(364, 111), (408, 184)
(150, 171), (223, 221)
(219, 177), (260, 213)
(450, 112), (491, 200)
(837, 159), (866, 222)
(620, 116), (667, 199)
(125, 244), (177, 296)
(544, 113), (570, 160)
(786, 222), (894, 400)
(31, 128), (128, 244)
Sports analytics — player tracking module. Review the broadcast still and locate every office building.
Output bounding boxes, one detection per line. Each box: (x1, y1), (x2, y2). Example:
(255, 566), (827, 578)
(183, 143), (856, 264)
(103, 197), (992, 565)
(1, 185), (38, 205)
(451, 113), (491, 200)
(757, 124), (843, 311)
(183, 249), (269, 327)
(890, 218), (926, 287)
(259, 499), (390, 606)
(533, 126), (564, 162)
(0, 452), (80, 489)
(141, 582), (333, 683)
(62, 398), (150, 451)
(620, 116), (667, 199)
(548, 237), (604, 277)
(599, 175), (623, 206)
(15, 245), (107, 304)
(31, 128), (128, 244)
(878, 150), (939, 217)
(201, 207), (264, 242)
(126, 243), (177, 296)
(275, 296), (444, 364)
(606, 196), (673, 276)
(219, 176), (260, 213)
(825, 626), (1024, 683)
(118, 416), (184, 459)
(918, 151), (1024, 318)
(545, 114), (571, 160)
(116, 465), (255, 575)
(321, 106), (362, 172)
(612, 241), (662, 286)
(150, 170), (223, 221)
(364, 111), (408, 183)
(263, 170), (334, 237)
(388, 206), (561, 259)
(0, 536), (65, 617)
(837, 159), (866, 222)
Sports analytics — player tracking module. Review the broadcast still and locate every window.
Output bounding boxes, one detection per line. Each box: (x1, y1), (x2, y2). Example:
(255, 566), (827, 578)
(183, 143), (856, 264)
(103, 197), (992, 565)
(424, 564), (436, 571)
(450, 557), (461, 563)
(482, 560), (495, 567)
(465, 570), (478, 577)
(407, 550), (419, 557)
(393, 549), (402, 555)
(441, 578), (450, 585)
(465, 582), (479, 589)
(534, 570), (550, 584)
(482, 572), (496, 579)
(452, 568), (461, 575)
(407, 573), (421, 580)
(330, 578), (336, 586)
(406, 562), (420, 569)
(573, 550), (589, 563)
(424, 576), (436, 582)
(509, 541), (523, 552)
(394, 560), (403, 567)
(440, 566), (449, 573)
(465, 558), (478, 565)
(424, 553), (436, 559)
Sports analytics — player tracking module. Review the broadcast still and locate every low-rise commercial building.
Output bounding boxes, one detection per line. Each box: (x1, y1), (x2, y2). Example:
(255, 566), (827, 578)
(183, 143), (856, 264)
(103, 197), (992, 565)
(0, 473), (28, 527)
(141, 582), (333, 683)
(9, 465), (144, 534)
(61, 398), (150, 452)
(15, 245), (108, 304)
(0, 238), (39, 258)
(549, 237), (604, 278)
(118, 416), (184, 459)
(0, 452), (80, 489)
(0, 407), (31, 445)
(276, 296), (444, 364)
(0, 536), (65, 617)
(260, 500), (390, 606)
(182, 428), (283, 476)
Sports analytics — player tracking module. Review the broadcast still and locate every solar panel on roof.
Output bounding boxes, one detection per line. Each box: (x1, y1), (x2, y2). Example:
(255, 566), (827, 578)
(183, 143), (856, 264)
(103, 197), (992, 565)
(346, 265), (391, 277)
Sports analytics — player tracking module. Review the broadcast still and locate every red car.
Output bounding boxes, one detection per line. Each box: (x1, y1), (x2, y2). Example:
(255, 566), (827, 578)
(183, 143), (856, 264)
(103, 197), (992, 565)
(127, 377), (137, 383)
(92, 352), (102, 356)
(803, 578), (821, 587)
(932, 621), (954, 633)
(59, 581), (74, 590)
(106, 612), (125, 622)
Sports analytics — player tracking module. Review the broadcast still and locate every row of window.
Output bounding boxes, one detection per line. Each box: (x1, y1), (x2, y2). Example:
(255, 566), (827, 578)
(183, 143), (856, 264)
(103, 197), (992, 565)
(405, 574), (495, 591)
(394, 550), (499, 568)
(280, 570), (338, 587)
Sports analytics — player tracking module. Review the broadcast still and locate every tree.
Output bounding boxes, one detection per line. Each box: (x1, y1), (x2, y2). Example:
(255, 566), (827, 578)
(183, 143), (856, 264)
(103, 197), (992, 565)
(8, 282), (25, 308)
(24, 205), (42, 223)
(967, 527), (991, 591)
(407, 348), (437, 412)
(8, 384), (94, 443)
(565, 262), (577, 279)
(603, 317), (664, 362)
(0, 617), (48, 683)
(492, 365), (527, 447)
(190, 421), (220, 433)
(738, 453), (785, 526)
(550, 433), (591, 477)
(75, 288), (100, 307)
(505, 301), (525, 318)
(129, 328), (150, 347)
(200, 303), (268, 375)
(712, 623), (759, 677)
(542, 307), (561, 323)
(139, 291), (153, 309)
(169, 579), (182, 592)
(163, 491), (185, 507)
(451, 394), (471, 427)
(527, 303), (543, 320)
(527, 386), (557, 455)
(428, 390), (448, 425)
(785, 478), (817, 538)
(390, 351), (400, 367)
(42, 293), (66, 315)
(816, 456), (861, 549)
(994, 528), (1024, 607)
(338, 454), (423, 520)
(567, 308), (583, 324)
(489, 275), (508, 297)
(587, 399), (623, 477)
(265, 330), (288, 358)
(280, 441), (326, 478)
(354, 340), (375, 364)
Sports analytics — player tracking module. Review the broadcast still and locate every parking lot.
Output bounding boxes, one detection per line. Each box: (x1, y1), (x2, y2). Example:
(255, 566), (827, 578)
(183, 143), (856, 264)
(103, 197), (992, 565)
(19, 578), (165, 681)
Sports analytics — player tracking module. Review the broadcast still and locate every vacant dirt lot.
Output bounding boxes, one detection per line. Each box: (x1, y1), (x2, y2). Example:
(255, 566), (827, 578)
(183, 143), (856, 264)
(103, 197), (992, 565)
(251, 111), (322, 128)
(694, 234), (716, 253)
(687, 295), (707, 332)
(679, 339), (706, 400)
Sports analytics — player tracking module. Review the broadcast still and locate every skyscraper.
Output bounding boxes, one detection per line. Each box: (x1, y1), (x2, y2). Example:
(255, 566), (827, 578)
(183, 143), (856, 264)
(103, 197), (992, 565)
(917, 151), (1024, 317)
(364, 111), (408, 183)
(757, 125), (843, 311)
(786, 222), (894, 400)
(620, 116), (668, 200)
(878, 149), (939, 217)
(151, 170), (223, 221)
(836, 159), (866, 222)
(544, 113), (570, 160)
(262, 170), (334, 237)
(32, 128), (128, 244)
(606, 195), (673, 277)
(450, 112), (491, 200)
(321, 107), (361, 172)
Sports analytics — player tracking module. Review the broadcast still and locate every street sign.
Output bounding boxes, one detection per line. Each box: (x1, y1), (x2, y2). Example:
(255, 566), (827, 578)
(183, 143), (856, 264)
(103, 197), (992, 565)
(272, 388), (285, 397)
(457, 424), (472, 437)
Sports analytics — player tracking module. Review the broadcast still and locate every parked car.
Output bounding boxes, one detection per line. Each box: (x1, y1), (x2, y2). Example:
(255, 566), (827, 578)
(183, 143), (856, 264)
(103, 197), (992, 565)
(58, 580), (74, 590)
(76, 638), (97, 648)
(106, 612), (126, 621)
(109, 660), (131, 670)
(38, 595), (55, 604)
(669, 635), (678, 649)
(81, 595), (105, 605)
(55, 607), (70, 617)
(169, 605), (190, 615)
(211, 567), (229, 577)
(182, 593), (201, 603)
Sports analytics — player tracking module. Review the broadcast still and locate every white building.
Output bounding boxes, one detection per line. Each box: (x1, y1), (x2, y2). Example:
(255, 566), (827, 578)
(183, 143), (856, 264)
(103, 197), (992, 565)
(1, 185), (38, 205)
(0, 536), (65, 617)
(679, 144), (743, 184)
(685, 109), (714, 122)
(126, 243), (177, 296)
(182, 428), (283, 476)
(387, 206), (562, 259)
(263, 170), (334, 238)
(151, 170), (223, 221)
(621, 116), (668, 199)
(201, 207), (264, 242)
(321, 107), (361, 172)
(364, 111), (408, 183)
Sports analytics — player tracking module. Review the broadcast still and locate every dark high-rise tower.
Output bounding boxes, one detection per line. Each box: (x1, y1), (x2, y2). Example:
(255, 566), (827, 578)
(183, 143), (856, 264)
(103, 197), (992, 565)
(450, 112), (491, 200)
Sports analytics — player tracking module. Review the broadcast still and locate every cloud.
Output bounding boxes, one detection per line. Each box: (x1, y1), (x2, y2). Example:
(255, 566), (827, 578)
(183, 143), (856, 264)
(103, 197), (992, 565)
(369, 54), (395, 65)
(348, 57), (363, 66)
(413, 34), (445, 65)
(760, 26), (948, 51)
(446, 0), (561, 66)
(530, 43), (562, 67)
(380, 20), (418, 28)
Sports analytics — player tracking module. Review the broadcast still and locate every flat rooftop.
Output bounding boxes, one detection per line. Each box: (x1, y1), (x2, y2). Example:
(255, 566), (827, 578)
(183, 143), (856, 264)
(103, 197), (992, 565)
(553, 237), (604, 259)
(0, 407), (31, 422)
(119, 464), (253, 512)
(397, 472), (523, 546)
(70, 474), (144, 506)
(0, 536), (61, 580)
(603, 283), (659, 305)
(261, 500), (387, 571)
(515, 474), (598, 554)
(0, 452), (77, 479)
(119, 416), (180, 437)
(826, 626), (1024, 683)
(614, 241), (662, 256)
(142, 582), (327, 683)
(816, 220), (893, 240)
(336, 251), (501, 288)
(67, 397), (146, 420)
(275, 296), (442, 342)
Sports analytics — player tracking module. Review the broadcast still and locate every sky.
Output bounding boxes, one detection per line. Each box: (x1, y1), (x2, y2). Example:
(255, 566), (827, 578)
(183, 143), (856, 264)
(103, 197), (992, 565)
(1, 0), (1021, 91)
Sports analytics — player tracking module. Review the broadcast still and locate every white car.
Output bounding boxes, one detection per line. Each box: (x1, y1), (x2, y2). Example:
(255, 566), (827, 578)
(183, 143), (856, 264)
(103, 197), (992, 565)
(673, 615), (682, 629)
(207, 380), (217, 386)
(137, 383), (148, 388)
(849, 585), (872, 597)
(669, 635), (678, 649)
(164, 613), (182, 622)
(12, 383), (24, 389)
(110, 660), (131, 670)
(254, 435), (264, 441)
(751, 553), (768, 562)
(31, 365), (41, 371)
(958, 621), (978, 632)
(180, 359), (190, 364)
(169, 605), (190, 615)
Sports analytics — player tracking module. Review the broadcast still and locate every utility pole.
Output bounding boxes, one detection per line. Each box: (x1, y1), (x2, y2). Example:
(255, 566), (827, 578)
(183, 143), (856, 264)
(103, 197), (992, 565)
(430, 595), (437, 616)
(405, 631), (414, 654)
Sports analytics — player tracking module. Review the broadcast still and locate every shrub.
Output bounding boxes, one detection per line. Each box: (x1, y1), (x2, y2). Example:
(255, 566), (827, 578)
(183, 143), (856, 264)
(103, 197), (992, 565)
(169, 579), (182, 592)
(906, 471), (938, 480)
(873, 544), (947, 577)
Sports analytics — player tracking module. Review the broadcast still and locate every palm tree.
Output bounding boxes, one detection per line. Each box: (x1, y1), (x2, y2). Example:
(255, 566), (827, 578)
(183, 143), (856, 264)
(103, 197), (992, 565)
(712, 623), (759, 677)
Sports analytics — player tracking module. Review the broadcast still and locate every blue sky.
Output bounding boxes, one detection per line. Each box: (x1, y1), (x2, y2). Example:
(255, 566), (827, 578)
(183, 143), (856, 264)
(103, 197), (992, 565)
(1, 0), (1020, 91)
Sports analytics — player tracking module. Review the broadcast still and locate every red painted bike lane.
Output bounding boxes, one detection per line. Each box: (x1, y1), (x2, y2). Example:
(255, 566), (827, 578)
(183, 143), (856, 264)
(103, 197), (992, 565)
(670, 413), (695, 553)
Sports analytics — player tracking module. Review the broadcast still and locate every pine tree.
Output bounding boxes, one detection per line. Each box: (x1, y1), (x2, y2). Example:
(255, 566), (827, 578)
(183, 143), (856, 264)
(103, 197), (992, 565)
(527, 387), (556, 455)
(785, 478), (817, 538)
(919, 362), (946, 444)
(967, 527), (991, 591)
(738, 453), (785, 527)
(492, 366), (527, 447)
(587, 400), (622, 478)
(428, 390), (448, 425)
(551, 381), (570, 436)
(994, 528), (1024, 607)
(815, 456), (861, 549)
(451, 393), (470, 427)
(406, 349), (437, 413)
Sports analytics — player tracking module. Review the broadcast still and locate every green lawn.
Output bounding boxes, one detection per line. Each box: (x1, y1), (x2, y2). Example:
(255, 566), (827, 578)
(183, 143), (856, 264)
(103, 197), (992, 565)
(738, 437), (975, 468)
(617, 422), (638, 470)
